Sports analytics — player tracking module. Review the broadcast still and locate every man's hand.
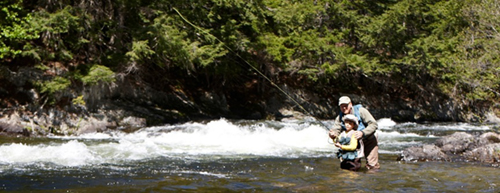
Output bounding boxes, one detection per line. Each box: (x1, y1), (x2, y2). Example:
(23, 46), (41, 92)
(328, 130), (337, 140)
(354, 131), (363, 139)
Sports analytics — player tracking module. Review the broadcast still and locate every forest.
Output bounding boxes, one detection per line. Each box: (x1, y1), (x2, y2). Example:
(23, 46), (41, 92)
(1, 0), (500, 133)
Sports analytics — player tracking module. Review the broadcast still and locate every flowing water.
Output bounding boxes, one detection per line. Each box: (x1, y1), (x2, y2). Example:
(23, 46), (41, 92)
(0, 118), (499, 192)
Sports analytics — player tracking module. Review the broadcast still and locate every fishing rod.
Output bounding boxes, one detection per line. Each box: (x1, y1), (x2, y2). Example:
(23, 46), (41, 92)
(172, 7), (333, 133)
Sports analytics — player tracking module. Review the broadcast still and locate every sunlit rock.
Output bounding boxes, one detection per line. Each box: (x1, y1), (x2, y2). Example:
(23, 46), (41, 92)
(479, 132), (500, 144)
(399, 132), (500, 164)
(0, 120), (30, 137)
(485, 112), (500, 123)
(435, 132), (475, 154)
(119, 116), (146, 129)
(463, 144), (500, 163)
(398, 144), (448, 161)
(76, 117), (108, 135)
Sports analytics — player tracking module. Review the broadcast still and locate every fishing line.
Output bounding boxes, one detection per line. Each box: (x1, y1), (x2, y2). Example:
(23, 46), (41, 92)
(173, 8), (333, 134)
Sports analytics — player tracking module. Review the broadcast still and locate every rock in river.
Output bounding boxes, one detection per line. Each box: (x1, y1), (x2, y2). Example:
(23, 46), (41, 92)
(398, 132), (500, 165)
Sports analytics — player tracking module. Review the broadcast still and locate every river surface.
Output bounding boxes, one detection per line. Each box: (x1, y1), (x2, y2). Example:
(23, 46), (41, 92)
(0, 118), (499, 192)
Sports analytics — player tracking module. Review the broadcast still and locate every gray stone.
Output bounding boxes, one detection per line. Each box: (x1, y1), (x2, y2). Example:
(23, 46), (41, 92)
(400, 132), (500, 164)
(399, 144), (448, 162)
(463, 144), (500, 163)
(435, 132), (474, 154)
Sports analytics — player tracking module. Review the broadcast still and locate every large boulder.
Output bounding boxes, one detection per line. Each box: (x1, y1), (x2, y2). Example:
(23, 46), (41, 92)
(399, 144), (448, 161)
(0, 119), (30, 137)
(478, 132), (500, 145)
(463, 144), (500, 163)
(435, 132), (475, 154)
(399, 132), (500, 165)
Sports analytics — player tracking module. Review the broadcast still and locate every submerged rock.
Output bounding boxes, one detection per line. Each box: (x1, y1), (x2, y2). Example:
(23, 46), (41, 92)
(398, 132), (500, 165)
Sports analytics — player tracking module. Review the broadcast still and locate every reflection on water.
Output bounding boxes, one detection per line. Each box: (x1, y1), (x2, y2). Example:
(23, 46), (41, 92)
(0, 118), (499, 192)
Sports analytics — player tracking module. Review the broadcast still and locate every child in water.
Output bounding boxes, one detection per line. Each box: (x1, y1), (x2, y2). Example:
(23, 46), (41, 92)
(334, 114), (364, 171)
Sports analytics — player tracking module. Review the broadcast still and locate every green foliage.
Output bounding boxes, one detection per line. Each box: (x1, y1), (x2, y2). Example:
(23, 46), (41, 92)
(0, 0), (39, 59)
(37, 76), (70, 95)
(126, 40), (155, 62)
(29, 6), (82, 61)
(258, 34), (294, 63)
(3, 0), (500, 113)
(298, 68), (319, 82)
(72, 95), (86, 106)
(453, 0), (500, 101)
(81, 65), (116, 86)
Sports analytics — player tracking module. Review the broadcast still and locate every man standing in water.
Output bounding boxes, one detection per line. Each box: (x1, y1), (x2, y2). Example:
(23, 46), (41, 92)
(329, 96), (380, 169)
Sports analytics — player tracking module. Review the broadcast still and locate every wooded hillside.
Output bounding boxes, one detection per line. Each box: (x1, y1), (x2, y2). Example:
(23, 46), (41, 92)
(1, 0), (499, 132)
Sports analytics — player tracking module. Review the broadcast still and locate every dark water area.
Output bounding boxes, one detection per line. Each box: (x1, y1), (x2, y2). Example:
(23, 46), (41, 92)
(1, 119), (499, 192)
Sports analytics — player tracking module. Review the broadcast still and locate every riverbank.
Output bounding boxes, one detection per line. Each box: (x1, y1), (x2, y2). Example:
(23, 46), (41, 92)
(1, 82), (500, 137)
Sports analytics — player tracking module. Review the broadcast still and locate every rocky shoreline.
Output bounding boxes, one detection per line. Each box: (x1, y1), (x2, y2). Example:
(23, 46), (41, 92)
(0, 108), (148, 137)
(3, 63), (500, 138)
(1, 84), (500, 138)
(398, 132), (500, 167)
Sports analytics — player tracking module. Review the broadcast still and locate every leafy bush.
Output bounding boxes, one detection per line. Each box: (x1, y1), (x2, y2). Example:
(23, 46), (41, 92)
(81, 65), (115, 86)
(38, 76), (70, 95)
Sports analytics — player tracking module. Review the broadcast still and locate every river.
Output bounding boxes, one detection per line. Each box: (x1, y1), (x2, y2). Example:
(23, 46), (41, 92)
(0, 118), (499, 192)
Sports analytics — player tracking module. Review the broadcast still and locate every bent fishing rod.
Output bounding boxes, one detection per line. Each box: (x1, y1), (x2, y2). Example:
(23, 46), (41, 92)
(173, 7), (332, 133)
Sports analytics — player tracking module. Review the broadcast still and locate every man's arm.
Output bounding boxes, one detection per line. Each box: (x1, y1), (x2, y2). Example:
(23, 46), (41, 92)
(329, 116), (342, 139)
(359, 107), (378, 137)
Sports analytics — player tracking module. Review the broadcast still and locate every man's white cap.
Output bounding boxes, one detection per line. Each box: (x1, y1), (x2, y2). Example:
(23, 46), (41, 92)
(338, 96), (351, 106)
